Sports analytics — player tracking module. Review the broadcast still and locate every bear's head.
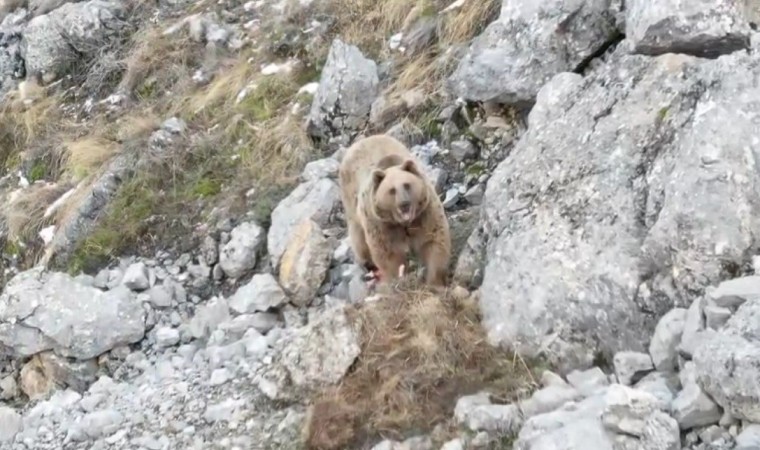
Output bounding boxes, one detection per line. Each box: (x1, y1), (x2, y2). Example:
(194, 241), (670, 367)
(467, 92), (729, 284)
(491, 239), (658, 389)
(371, 158), (429, 225)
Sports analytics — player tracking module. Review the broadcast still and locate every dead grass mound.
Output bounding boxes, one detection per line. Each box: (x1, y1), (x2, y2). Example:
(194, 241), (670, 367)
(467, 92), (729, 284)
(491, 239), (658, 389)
(305, 282), (538, 449)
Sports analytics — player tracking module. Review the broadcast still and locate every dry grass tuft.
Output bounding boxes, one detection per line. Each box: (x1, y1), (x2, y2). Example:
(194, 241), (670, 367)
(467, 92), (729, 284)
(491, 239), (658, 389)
(3, 183), (70, 242)
(305, 282), (537, 449)
(62, 136), (120, 182)
(119, 28), (203, 99)
(439, 0), (501, 45)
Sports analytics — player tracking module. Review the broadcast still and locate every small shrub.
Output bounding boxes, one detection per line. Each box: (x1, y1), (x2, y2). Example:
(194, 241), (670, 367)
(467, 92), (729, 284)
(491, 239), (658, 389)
(305, 283), (538, 449)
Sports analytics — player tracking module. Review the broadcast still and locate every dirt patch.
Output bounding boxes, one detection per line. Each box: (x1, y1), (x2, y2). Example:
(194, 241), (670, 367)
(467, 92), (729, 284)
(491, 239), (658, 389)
(304, 281), (538, 449)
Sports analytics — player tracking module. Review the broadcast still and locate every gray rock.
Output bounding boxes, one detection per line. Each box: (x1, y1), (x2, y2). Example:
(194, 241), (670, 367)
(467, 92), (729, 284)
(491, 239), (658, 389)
(679, 297), (706, 358)
(208, 368), (231, 386)
(566, 367), (609, 397)
(448, 0), (619, 105)
(385, 120), (425, 147)
(614, 352), (654, 386)
(649, 308), (687, 372)
(704, 305), (732, 330)
(278, 219), (333, 307)
(218, 221), (264, 279)
(200, 235), (218, 266)
(146, 284), (173, 308)
(461, 403), (523, 433)
(601, 384), (660, 436)
(515, 392), (613, 450)
(442, 187), (461, 209)
(155, 327), (180, 348)
(188, 297), (230, 339)
(81, 409), (124, 439)
(672, 378), (722, 430)
(736, 424), (760, 449)
(0, 375), (17, 400)
(636, 411), (681, 450)
(633, 372), (679, 412)
(464, 184), (486, 205)
(301, 158), (340, 182)
(22, 0), (126, 80)
(161, 117), (186, 134)
(203, 399), (246, 423)
(450, 140), (478, 161)
(0, 268), (145, 359)
(278, 306), (360, 391)
(219, 313), (278, 337)
(229, 274), (288, 314)
(707, 275), (760, 309)
(307, 38), (379, 139)
(268, 179), (341, 269)
(42, 162), (136, 270)
(0, 406), (21, 443)
(693, 300), (760, 422)
(519, 384), (583, 418)
(441, 439), (465, 450)
(626, 0), (751, 58)
(122, 262), (150, 291)
(478, 50), (760, 373)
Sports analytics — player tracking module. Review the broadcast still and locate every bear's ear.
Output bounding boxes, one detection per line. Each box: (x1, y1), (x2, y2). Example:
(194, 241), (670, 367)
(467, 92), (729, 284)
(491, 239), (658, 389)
(400, 158), (421, 176)
(371, 169), (386, 188)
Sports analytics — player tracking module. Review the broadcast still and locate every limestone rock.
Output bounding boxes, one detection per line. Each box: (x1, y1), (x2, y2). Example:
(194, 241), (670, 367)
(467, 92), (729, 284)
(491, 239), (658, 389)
(648, 308), (686, 372)
(22, 0), (127, 80)
(268, 179), (340, 269)
(448, 0), (619, 105)
(455, 392), (523, 433)
(626, 0), (751, 58)
(278, 306), (360, 391)
(566, 367), (609, 397)
(0, 407), (21, 443)
(601, 384), (660, 436)
(671, 378), (722, 430)
(301, 158), (340, 183)
(218, 221), (264, 279)
(228, 274), (288, 314)
(614, 352), (654, 386)
(477, 49), (760, 372)
(122, 262), (150, 291)
(707, 275), (760, 309)
(278, 219), (333, 307)
(307, 38), (379, 139)
(679, 297), (706, 358)
(0, 268), (146, 359)
(693, 300), (760, 422)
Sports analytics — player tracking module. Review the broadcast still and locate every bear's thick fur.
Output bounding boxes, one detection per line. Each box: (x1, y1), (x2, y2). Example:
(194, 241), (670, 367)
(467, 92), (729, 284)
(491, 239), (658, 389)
(338, 134), (451, 286)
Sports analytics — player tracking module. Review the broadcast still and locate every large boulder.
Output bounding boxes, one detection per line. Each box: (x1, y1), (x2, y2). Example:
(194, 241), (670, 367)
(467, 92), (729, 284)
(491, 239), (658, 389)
(0, 268), (146, 359)
(626, 0), (751, 58)
(447, 0), (620, 105)
(22, 0), (126, 80)
(267, 178), (341, 269)
(477, 49), (760, 373)
(307, 38), (379, 140)
(693, 299), (760, 422)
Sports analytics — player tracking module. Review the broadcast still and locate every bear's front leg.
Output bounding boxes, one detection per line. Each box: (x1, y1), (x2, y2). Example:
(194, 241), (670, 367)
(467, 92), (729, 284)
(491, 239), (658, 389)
(365, 230), (406, 284)
(418, 240), (450, 287)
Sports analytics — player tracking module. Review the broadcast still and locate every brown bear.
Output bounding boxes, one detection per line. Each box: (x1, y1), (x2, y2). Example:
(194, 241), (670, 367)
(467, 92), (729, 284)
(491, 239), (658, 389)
(338, 134), (451, 286)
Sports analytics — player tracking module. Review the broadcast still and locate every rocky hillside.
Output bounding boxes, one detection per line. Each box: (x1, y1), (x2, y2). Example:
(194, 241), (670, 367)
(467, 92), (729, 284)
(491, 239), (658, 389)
(0, 0), (760, 449)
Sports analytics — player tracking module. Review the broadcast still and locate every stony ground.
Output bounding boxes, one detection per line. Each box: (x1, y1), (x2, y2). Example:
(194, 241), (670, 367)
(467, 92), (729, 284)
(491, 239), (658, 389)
(0, 0), (760, 449)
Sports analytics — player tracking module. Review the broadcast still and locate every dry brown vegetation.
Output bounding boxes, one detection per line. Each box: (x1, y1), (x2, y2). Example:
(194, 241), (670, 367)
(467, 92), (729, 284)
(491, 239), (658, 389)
(304, 281), (538, 449)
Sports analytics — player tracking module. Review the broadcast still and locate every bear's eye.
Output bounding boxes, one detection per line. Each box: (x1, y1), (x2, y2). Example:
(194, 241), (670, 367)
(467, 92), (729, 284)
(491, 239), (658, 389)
(403, 182), (411, 191)
(389, 187), (396, 195)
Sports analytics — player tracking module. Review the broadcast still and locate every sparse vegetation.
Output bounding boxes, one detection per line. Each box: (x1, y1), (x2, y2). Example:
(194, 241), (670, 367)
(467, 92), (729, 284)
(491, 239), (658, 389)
(304, 281), (538, 449)
(0, 0), (501, 274)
